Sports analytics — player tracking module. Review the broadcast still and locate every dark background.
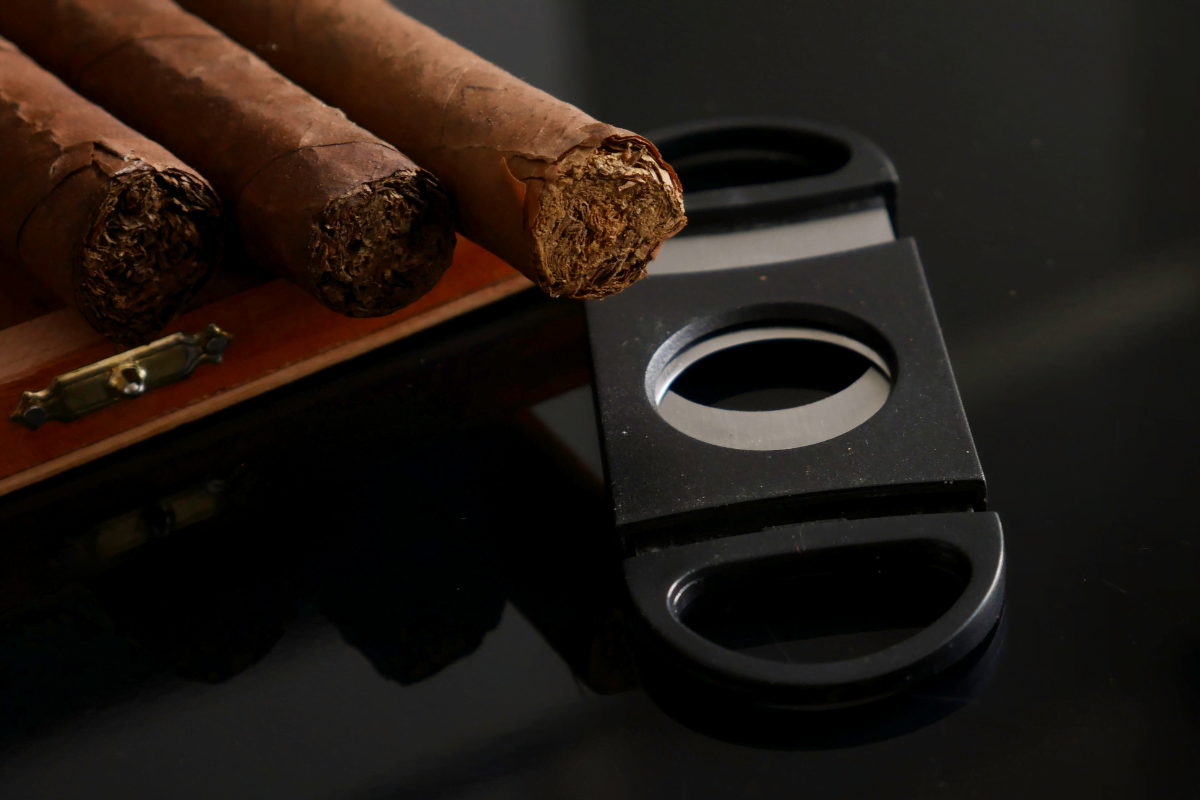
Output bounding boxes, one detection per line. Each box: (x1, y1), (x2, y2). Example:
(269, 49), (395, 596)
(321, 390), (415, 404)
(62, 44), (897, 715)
(2, 1), (1199, 797)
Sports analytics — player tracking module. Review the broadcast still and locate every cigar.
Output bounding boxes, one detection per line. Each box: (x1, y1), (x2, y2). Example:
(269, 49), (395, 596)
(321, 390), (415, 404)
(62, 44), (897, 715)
(0, 0), (457, 318)
(0, 36), (221, 345)
(176, 0), (687, 299)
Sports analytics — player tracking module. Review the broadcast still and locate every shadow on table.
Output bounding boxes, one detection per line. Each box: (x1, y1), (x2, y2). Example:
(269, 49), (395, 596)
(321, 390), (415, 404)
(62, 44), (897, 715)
(0, 418), (1003, 750)
(639, 611), (1006, 750)
(0, 420), (629, 740)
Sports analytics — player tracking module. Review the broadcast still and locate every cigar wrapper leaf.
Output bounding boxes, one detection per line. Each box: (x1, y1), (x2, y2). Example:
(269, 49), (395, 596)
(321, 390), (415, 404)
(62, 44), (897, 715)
(177, 0), (687, 299)
(0, 36), (222, 345)
(0, 0), (457, 318)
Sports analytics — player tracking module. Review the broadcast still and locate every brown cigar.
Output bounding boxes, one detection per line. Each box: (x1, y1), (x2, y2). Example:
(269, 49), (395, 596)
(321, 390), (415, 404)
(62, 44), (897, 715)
(0, 36), (221, 346)
(175, 0), (686, 299)
(0, 0), (456, 318)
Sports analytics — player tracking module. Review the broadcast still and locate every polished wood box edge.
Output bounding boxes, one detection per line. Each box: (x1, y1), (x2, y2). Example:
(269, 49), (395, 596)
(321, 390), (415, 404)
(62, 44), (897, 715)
(0, 236), (531, 497)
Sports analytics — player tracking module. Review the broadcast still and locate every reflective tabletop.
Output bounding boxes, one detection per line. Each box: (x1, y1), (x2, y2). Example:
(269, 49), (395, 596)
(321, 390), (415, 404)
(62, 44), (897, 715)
(2, 1), (1199, 797)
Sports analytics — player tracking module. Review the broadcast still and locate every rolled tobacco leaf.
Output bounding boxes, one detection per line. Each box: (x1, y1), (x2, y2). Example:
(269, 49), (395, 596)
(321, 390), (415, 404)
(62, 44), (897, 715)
(0, 36), (221, 345)
(178, 0), (687, 299)
(0, 0), (457, 317)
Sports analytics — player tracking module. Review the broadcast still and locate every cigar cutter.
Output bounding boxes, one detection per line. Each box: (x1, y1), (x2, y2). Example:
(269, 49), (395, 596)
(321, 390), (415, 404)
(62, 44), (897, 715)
(585, 119), (1004, 707)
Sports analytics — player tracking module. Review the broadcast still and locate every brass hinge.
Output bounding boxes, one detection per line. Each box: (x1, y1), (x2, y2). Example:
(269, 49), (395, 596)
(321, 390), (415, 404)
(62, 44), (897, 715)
(10, 323), (233, 431)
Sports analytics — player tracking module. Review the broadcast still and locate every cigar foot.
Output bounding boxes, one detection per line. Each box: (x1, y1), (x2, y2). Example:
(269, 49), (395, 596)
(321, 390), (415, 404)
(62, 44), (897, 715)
(79, 166), (223, 346)
(533, 139), (687, 299)
(310, 170), (457, 317)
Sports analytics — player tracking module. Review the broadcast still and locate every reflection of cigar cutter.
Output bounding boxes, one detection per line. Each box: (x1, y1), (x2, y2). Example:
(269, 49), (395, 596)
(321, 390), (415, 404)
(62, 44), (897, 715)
(586, 119), (1004, 706)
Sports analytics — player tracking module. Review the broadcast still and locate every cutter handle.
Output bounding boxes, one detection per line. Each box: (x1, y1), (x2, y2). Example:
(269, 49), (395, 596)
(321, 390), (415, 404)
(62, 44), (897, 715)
(624, 512), (1005, 707)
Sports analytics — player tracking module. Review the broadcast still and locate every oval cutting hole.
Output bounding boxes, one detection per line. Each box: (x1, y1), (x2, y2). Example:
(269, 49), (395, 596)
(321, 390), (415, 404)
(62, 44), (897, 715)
(670, 338), (875, 412)
(676, 541), (968, 664)
(659, 128), (852, 194)
(652, 327), (892, 451)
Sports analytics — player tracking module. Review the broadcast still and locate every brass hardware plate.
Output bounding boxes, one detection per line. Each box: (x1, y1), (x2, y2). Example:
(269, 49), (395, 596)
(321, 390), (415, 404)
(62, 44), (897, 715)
(10, 324), (233, 431)
(57, 465), (253, 577)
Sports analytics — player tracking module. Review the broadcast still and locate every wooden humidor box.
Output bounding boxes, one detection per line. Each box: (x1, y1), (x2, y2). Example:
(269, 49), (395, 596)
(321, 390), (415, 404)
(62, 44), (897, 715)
(0, 236), (530, 497)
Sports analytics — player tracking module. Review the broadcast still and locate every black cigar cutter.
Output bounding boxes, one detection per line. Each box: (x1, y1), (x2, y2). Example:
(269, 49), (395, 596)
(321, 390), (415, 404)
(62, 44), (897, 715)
(585, 119), (1004, 707)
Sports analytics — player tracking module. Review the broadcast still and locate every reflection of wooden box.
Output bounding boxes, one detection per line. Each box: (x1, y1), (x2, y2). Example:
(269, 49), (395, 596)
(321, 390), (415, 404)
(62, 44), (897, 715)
(0, 236), (529, 497)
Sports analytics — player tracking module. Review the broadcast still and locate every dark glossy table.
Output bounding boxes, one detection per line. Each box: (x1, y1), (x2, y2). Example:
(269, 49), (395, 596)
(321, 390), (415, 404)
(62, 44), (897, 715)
(2, 1), (1199, 797)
